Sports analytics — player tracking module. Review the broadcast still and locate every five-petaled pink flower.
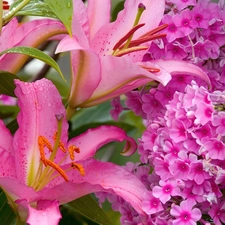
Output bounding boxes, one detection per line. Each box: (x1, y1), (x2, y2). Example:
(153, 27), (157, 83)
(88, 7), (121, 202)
(171, 201), (201, 225)
(0, 78), (148, 224)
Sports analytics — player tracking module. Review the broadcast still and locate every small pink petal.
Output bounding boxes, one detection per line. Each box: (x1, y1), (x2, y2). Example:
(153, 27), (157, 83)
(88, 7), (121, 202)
(16, 199), (61, 225)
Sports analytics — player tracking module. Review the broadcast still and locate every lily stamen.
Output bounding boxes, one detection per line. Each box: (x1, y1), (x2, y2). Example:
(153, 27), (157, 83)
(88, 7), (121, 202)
(113, 23), (145, 51)
(68, 145), (80, 161)
(140, 65), (160, 73)
(71, 162), (85, 176)
(33, 114), (85, 191)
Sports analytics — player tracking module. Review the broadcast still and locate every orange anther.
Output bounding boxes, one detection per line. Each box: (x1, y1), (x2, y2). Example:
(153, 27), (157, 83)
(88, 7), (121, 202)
(53, 132), (67, 153)
(38, 136), (53, 166)
(71, 162), (85, 176)
(68, 145), (80, 161)
(45, 159), (69, 182)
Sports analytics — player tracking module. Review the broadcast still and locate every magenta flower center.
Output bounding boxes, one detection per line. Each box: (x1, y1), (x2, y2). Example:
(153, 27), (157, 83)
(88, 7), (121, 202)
(180, 211), (191, 221)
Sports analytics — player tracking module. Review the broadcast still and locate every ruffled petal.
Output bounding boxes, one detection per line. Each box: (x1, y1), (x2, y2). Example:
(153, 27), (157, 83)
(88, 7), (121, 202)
(152, 59), (211, 87)
(16, 199), (61, 225)
(79, 55), (171, 107)
(0, 19), (67, 73)
(13, 79), (68, 186)
(67, 125), (137, 161)
(40, 158), (148, 215)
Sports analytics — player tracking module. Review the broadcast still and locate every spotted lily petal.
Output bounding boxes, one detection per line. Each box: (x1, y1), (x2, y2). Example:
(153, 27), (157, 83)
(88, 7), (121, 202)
(67, 125), (137, 161)
(13, 79), (68, 185)
(41, 158), (148, 215)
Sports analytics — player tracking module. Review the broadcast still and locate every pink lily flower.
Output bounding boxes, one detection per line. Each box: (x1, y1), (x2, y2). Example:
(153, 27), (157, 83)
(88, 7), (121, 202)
(0, 78), (148, 224)
(56, 0), (210, 112)
(0, 18), (67, 73)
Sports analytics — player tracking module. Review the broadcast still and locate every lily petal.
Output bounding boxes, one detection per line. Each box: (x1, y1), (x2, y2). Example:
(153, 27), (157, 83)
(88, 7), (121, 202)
(68, 50), (102, 107)
(78, 55), (171, 107)
(90, 0), (165, 55)
(152, 59), (211, 87)
(0, 18), (67, 73)
(13, 79), (68, 185)
(41, 158), (148, 215)
(67, 125), (137, 161)
(72, 0), (90, 47)
(0, 147), (16, 177)
(87, 0), (111, 40)
(0, 119), (13, 154)
(16, 199), (61, 225)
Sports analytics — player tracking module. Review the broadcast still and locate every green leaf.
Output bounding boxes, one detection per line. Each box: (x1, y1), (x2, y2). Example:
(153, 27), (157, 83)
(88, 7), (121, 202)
(6, 119), (18, 135)
(0, 47), (66, 81)
(43, 0), (73, 34)
(0, 106), (19, 119)
(67, 195), (115, 225)
(0, 71), (22, 97)
(0, 189), (16, 225)
(11, 0), (57, 18)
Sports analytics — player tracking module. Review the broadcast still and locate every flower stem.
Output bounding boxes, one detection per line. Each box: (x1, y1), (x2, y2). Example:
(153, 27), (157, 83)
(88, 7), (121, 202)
(3, 0), (31, 24)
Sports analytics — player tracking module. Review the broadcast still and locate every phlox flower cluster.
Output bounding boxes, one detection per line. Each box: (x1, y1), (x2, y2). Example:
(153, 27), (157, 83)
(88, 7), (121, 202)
(104, 0), (225, 224)
(105, 81), (225, 225)
(148, 0), (225, 91)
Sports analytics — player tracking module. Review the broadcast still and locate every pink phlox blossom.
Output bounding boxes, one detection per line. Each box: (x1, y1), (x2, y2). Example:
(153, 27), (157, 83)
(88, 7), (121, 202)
(186, 38), (220, 60)
(142, 92), (164, 120)
(173, 9), (195, 36)
(170, 0), (196, 10)
(153, 157), (173, 181)
(0, 94), (17, 105)
(207, 32), (225, 48)
(203, 139), (225, 160)
(125, 91), (146, 117)
(170, 200), (201, 225)
(142, 191), (164, 215)
(191, 124), (213, 142)
(167, 74), (193, 92)
(163, 140), (182, 163)
(212, 111), (225, 135)
(110, 96), (123, 121)
(169, 159), (190, 181)
(120, 202), (141, 225)
(194, 101), (213, 125)
(181, 187), (201, 204)
(191, 5), (211, 29)
(209, 200), (225, 225)
(152, 180), (181, 204)
(154, 84), (176, 105)
(165, 42), (188, 59)
(147, 39), (166, 59)
(188, 161), (211, 185)
(169, 119), (188, 143)
(161, 15), (184, 42)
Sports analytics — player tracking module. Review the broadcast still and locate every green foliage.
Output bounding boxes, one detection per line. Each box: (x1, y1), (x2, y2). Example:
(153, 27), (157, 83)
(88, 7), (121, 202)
(0, 47), (65, 81)
(64, 195), (115, 225)
(43, 0), (73, 34)
(0, 71), (22, 97)
(11, 0), (57, 18)
(0, 190), (16, 225)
